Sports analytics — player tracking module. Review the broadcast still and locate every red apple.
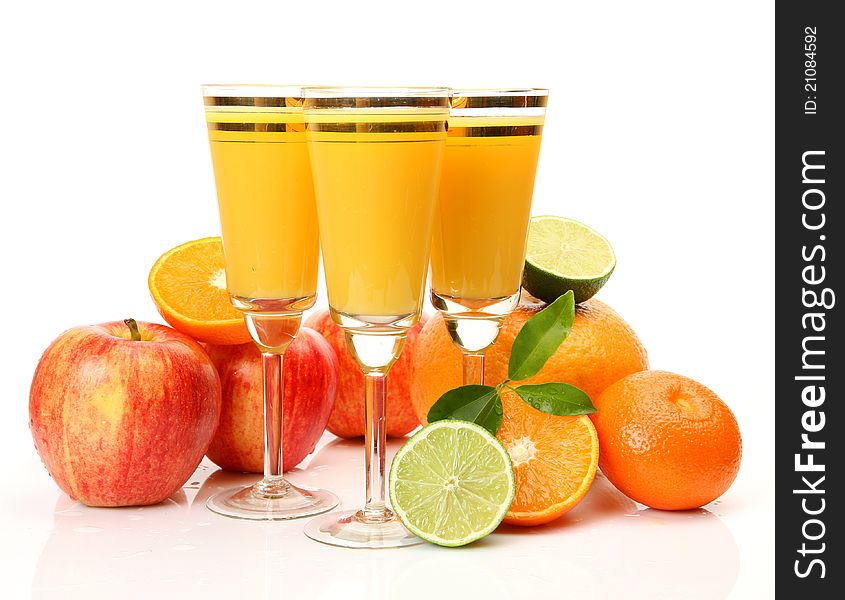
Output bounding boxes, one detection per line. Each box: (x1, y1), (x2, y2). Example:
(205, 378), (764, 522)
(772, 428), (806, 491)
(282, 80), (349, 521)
(203, 327), (338, 473)
(305, 310), (424, 438)
(29, 319), (221, 507)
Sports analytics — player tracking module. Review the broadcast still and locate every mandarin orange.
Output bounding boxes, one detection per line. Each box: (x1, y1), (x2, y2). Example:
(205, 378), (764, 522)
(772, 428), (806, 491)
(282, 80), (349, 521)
(592, 370), (741, 510)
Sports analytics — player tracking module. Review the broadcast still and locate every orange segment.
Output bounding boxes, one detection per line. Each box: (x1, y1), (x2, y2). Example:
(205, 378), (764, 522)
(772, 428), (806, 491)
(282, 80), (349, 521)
(148, 237), (250, 345)
(497, 390), (599, 526)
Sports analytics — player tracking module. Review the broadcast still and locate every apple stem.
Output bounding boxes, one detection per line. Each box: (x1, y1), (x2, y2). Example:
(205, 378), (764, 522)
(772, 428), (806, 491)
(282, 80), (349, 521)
(124, 318), (142, 342)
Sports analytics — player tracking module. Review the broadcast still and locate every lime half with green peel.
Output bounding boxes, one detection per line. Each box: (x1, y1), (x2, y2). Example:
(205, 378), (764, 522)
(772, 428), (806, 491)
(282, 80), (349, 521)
(389, 420), (515, 547)
(522, 215), (616, 304)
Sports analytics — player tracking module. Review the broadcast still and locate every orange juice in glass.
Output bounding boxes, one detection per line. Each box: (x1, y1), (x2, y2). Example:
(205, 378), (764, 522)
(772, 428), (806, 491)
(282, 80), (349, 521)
(430, 89), (547, 384)
(206, 95), (319, 304)
(302, 87), (450, 549)
(202, 85), (338, 521)
(306, 112), (445, 321)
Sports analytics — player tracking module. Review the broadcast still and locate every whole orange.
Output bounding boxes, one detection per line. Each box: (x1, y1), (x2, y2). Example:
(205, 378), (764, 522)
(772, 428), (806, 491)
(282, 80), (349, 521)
(593, 371), (742, 510)
(410, 294), (649, 425)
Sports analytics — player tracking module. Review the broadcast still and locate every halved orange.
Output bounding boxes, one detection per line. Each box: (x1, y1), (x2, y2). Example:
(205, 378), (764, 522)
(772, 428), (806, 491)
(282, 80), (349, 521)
(148, 237), (250, 345)
(498, 389), (599, 526)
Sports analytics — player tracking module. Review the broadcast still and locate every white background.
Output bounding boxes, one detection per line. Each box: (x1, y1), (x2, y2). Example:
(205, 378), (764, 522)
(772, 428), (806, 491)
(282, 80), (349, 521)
(0, 1), (774, 597)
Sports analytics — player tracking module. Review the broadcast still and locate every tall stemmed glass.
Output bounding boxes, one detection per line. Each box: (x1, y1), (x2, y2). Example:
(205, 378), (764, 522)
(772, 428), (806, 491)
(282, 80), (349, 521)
(202, 85), (339, 520)
(430, 89), (548, 384)
(301, 87), (450, 548)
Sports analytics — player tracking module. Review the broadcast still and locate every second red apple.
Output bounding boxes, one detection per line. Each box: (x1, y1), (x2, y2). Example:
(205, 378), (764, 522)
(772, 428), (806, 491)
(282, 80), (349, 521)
(203, 327), (338, 473)
(305, 310), (424, 438)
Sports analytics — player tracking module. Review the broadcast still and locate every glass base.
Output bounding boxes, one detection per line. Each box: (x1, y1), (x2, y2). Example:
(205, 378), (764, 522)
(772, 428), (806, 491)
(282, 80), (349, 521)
(207, 479), (338, 521)
(304, 509), (424, 548)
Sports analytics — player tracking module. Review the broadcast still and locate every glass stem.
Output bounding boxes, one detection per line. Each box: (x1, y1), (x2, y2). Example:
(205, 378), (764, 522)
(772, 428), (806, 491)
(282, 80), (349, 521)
(256, 350), (288, 497)
(462, 352), (485, 385)
(242, 312), (302, 498)
(345, 330), (405, 524)
(363, 372), (388, 518)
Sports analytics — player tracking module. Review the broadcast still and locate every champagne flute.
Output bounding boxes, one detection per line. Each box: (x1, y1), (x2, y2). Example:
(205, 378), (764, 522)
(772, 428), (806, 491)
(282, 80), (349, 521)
(301, 86), (450, 548)
(202, 84), (339, 520)
(430, 89), (548, 384)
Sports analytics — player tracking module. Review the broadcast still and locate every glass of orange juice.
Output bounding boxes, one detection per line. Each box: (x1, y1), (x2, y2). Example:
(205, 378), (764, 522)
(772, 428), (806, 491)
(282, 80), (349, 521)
(430, 89), (548, 384)
(301, 87), (450, 548)
(202, 85), (339, 520)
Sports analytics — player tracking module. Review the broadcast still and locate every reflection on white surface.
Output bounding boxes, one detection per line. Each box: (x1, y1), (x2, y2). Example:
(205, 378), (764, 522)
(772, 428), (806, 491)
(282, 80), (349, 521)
(31, 434), (739, 599)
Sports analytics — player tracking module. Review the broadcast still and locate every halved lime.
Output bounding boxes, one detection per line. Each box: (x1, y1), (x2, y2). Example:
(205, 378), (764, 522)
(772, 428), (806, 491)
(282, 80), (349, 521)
(522, 216), (616, 304)
(388, 420), (515, 547)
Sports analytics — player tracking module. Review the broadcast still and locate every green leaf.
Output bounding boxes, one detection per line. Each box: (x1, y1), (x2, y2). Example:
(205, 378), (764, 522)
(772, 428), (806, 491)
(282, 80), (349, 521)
(427, 385), (503, 435)
(512, 382), (596, 415)
(507, 291), (575, 381)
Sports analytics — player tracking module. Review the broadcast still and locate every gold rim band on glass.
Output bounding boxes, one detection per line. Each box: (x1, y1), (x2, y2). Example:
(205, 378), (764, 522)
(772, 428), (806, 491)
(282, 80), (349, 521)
(204, 96), (304, 108)
(207, 122), (305, 132)
(202, 84), (305, 107)
(203, 85), (307, 135)
(302, 86), (451, 109)
(451, 89), (549, 110)
(305, 120), (446, 134)
(448, 124), (544, 137)
(448, 88), (548, 137)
